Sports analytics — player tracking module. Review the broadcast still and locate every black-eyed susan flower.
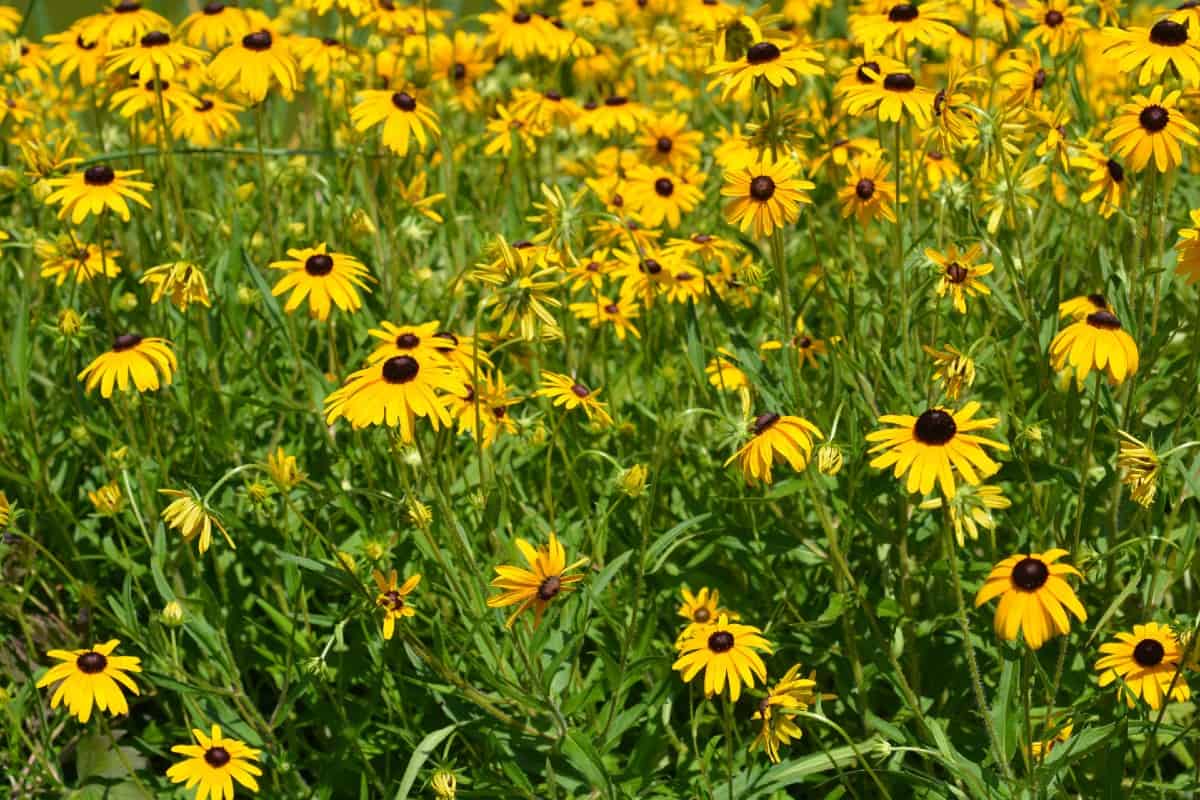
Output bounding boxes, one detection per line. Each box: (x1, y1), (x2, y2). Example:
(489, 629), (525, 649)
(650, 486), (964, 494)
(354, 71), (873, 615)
(1049, 306), (1139, 385)
(706, 350), (749, 393)
(761, 316), (830, 370)
(1096, 623), (1189, 709)
(44, 27), (109, 86)
(920, 483), (1011, 546)
(480, 0), (556, 61)
(721, 157), (813, 239)
(750, 663), (817, 764)
(1117, 430), (1160, 508)
(838, 151), (897, 225)
(1104, 86), (1197, 173)
(472, 238), (562, 340)
(350, 90), (440, 157)
(179, 2), (249, 50)
(576, 94), (646, 139)
(487, 532), (588, 628)
(677, 586), (738, 642)
(141, 261), (211, 311)
(850, 0), (955, 55)
(37, 238), (120, 285)
(87, 1), (169, 46)
(927, 243), (993, 314)
(395, 173), (446, 223)
(706, 20), (822, 101)
(36, 639), (141, 723)
(170, 94), (243, 147)
(78, 334), (176, 398)
(105, 28), (203, 80)
(639, 111), (703, 171)
(841, 63), (935, 128)
(208, 29), (298, 102)
(1070, 141), (1128, 219)
(867, 402), (1009, 497)
(570, 294), (641, 341)
(726, 412), (823, 485)
(88, 482), (124, 515)
(324, 352), (462, 440)
(672, 614), (771, 701)
(923, 344), (976, 401)
(1058, 292), (1110, 320)
(161, 488), (234, 554)
(44, 164), (153, 224)
(623, 164), (704, 229)
(373, 568), (420, 640)
(535, 371), (613, 426)
(269, 244), (372, 321)
(167, 724), (263, 800)
(1024, 0), (1088, 55)
(1102, 18), (1200, 86)
(430, 329), (492, 377)
(974, 549), (1086, 650)
(366, 320), (451, 367)
(448, 371), (520, 447)
(1174, 208), (1200, 284)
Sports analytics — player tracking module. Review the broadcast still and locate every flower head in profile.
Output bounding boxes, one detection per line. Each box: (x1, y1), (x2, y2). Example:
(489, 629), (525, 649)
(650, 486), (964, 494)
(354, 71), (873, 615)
(269, 244), (372, 322)
(37, 238), (121, 286)
(672, 614), (772, 701)
(535, 372), (613, 426)
(1116, 430), (1160, 508)
(867, 402), (1009, 498)
(88, 482), (124, 516)
(750, 663), (818, 763)
(265, 447), (305, 490)
(36, 639), (141, 722)
(928, 244), (993, 314)
(472, 238), (562, 341)
(487, 532), (588, 628)
(1174, 208), (1200, 285)
(1096, 622), (1189, 709)
(373, 569), (421, 640)
(726, 412), (823, 485)
(78, 334), (176, 399)
(1049, 306), (1139, 385)
(920, 483), (1011, 546)
(167, 724), (263, 800)
(974, 549), (1086, 650)
(44, 164), (153, 224)
(140, 261), (211, 311)
(160, 488), (234, 554)
(1070, 142), (1128, 219)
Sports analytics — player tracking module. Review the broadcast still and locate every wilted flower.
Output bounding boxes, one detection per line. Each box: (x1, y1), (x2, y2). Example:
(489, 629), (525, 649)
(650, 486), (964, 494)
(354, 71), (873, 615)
(160, 488), (234, 554)
(140, 261), (212, 311)
(923, 344), (976, 401)
(920, 484), (1012, 546)
(816, 444), (843, 476)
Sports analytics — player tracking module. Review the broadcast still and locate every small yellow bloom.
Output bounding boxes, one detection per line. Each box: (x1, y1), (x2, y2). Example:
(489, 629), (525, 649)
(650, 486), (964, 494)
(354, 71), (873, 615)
(265, 447), (304, 490)
(1117, 430), (1160, 508)
(618, 464), (649, 498)
(816, 444), (844, 476)
(88, 482), (124, 516)
(160, 488), (234, 554)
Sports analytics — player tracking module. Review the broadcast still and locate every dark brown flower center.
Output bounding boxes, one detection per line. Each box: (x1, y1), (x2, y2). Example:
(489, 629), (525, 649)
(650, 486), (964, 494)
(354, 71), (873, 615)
(1033, 68), (1047, 90)
(798, 336), (813, 348)
(304, 254), (334, 276)
(392, 91), (417, 111)
(383, 589), (404, 610)
(197, 98), (215, 111)
(395, 332), (420, 349)
(1010, 557), (1049, 590)
(113, 333), (143, 352)
(856, 60), (880, 83)
(749, 175), (775, 201)
(605, 95), (628, 106)
(537, 575), (562, 600)
(513, 11), (531, 23)
(1044, 9), (1064, 26)
(544, 90), (562, 101)
(654, 177), (674, 197)
(855, 178), (875, 200)
(84, 165), (116, 186)
(928, 150), (944, 160)
(204, 746), (232, 768)
(452, 62), (466, 80)
(746, 41), (781, 64)
(1150, 18), (1190, 45)
(115, 0), (141, 11)
(604, 303), (620, 314)
(883, 73), (916, 92)
(242, 30), (273, 51)
(1139, 105), (1169, 132)
(570, 383), (590, 398)
(693, 606), (711, 623)
(753, 412), (781, 435)
(945, 262), (968, 283)
(584, 261), (600, 272)
(140, 30), (170, 47)
(1133, 638), (1166, 666)
(1087, 293), (1108, 308)
(203, 2), (226, 14)
(888, 3), (919, 21)
(76, 651), (108, 673)
(913, 408), (957, 444)
(1106, 158), (1125, 182)
(1087, 310), (1122, 329)
(77, 35), (98, 50)
(708, 631), (735, 653)
(382, 355), (419, 383)
(642, 258), (662, 274)
(656, 136), (673, 153)
(692, 233), (712, 243)
(433, 331), (458, 349)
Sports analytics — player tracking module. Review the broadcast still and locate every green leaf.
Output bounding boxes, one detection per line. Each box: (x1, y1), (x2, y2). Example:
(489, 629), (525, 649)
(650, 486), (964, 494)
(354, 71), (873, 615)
(587, 550), (633, 599)
(76, 732), (146, 782)
(393, 723), (460, 800)
(562, 730), (614, 799)
(644, 513), (711, 574)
